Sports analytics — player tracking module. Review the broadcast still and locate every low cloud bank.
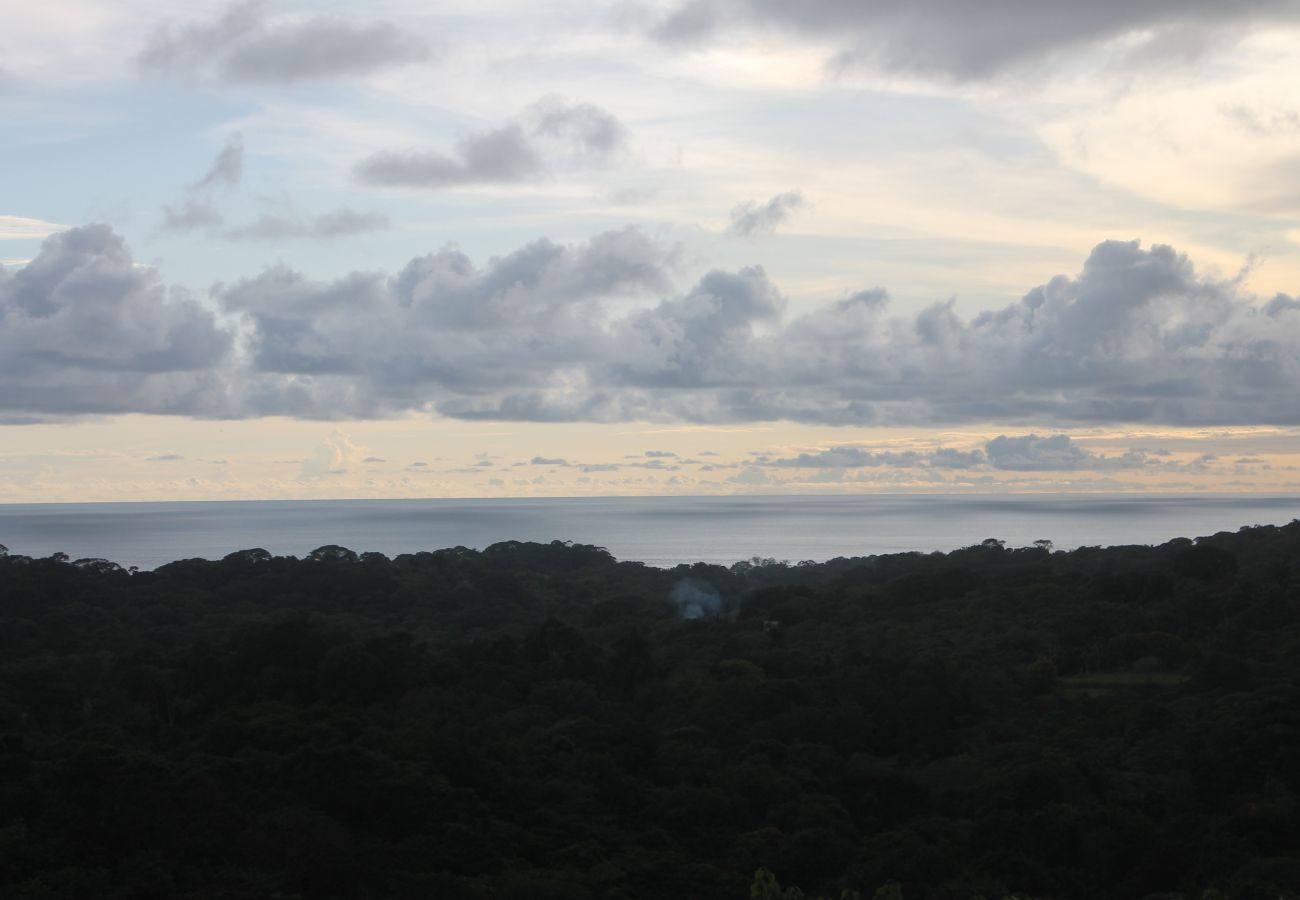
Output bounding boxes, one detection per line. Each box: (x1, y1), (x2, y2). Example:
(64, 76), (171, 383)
(762, 434), (1162, 473)
(4, 225), (1300, 429)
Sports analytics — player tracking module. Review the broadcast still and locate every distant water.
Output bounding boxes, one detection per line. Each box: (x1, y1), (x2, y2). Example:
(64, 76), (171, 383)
(0, 494), (1296, 571)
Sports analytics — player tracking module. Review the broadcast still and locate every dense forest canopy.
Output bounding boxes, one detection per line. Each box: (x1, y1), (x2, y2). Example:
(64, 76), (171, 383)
(1, 521), (1299, 899)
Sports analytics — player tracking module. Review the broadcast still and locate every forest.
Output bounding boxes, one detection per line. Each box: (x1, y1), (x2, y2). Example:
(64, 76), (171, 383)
(1, 520), (1299, 899)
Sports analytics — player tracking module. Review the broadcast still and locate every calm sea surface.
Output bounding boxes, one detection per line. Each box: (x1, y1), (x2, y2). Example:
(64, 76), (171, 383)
(0, 494), (1297, 571)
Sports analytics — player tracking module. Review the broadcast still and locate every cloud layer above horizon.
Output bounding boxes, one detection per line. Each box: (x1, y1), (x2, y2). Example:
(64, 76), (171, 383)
(3, 224), (1298, 429)
(5, 0), (1300, 499)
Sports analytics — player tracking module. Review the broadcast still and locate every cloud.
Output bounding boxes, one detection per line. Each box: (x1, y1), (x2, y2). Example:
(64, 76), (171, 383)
(767, 446), (929, 468)
(985, 434), (1157, 471)
(300, 429), (362, 479)
(223, 208), (391, 241)
(602, 266), (785, 391)
(632, 457), (678, 469)
(929, 447), (989, 468)
(196, 133), (244, 189)
(354, 100), (629, 190)
(1264, 293), (1300, 316)
(138, 1), (431, 85)
(214, 225), (677, 415)
(11, 227), (1300, 430)
(759, 434), (1166, 473)
(161, 199), (224, 233)
(146, 453), (183, 462)
(647, 0), (1300, 81)
(160, 135), (243, 233)
(160, 134), (387, 239)
(530, 97), (629, 159)
(984, 434), (1089, 471)
(355, 124), (541, 189)
(0, 225), (234, 417)
(438, 239), (1300, 427)
(531, 456), (568, 466)
(727, 191), (804, 237)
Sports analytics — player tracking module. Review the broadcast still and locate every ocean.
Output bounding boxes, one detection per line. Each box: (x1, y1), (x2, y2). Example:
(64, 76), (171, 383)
(1, 493), (1297, 571)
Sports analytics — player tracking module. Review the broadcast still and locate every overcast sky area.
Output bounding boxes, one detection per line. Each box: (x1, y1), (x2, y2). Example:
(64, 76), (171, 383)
(4, 0), (1300, 500)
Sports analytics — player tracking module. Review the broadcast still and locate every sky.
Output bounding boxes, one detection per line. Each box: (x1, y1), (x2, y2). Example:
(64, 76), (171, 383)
(3, 0), (1300, 501)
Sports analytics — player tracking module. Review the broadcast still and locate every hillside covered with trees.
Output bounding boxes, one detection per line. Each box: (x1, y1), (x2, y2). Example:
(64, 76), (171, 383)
(1, 521), (1299, 899)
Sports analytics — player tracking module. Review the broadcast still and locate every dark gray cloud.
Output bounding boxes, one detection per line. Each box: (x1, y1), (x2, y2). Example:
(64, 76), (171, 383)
(0, 225), (235, 417)
(138, 1), (430, 85)
(648, 0), (1300, 81)
(223, 208), (391, 241)
(213, 225), (677, 415)
(355, 101), (629, 190)
(10, 227), (1300, 429)
(727, 191), (804, 237)
(404, 239), (1300, 428)
(606, 266), (785, 390)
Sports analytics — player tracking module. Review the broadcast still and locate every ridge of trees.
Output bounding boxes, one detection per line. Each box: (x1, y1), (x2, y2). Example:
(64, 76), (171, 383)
(1, 523), (1299, 898)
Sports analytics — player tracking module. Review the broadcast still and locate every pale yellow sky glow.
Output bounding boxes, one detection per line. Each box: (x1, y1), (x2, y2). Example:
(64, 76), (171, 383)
(2, 416), (1297, 503)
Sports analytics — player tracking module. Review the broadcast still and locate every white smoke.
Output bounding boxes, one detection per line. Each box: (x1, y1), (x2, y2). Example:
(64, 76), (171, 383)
(671, 578), (722, 619)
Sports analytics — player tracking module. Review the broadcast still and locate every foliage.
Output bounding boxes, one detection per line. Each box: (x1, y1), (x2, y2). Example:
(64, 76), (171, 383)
(0, 524), (1299, 898)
